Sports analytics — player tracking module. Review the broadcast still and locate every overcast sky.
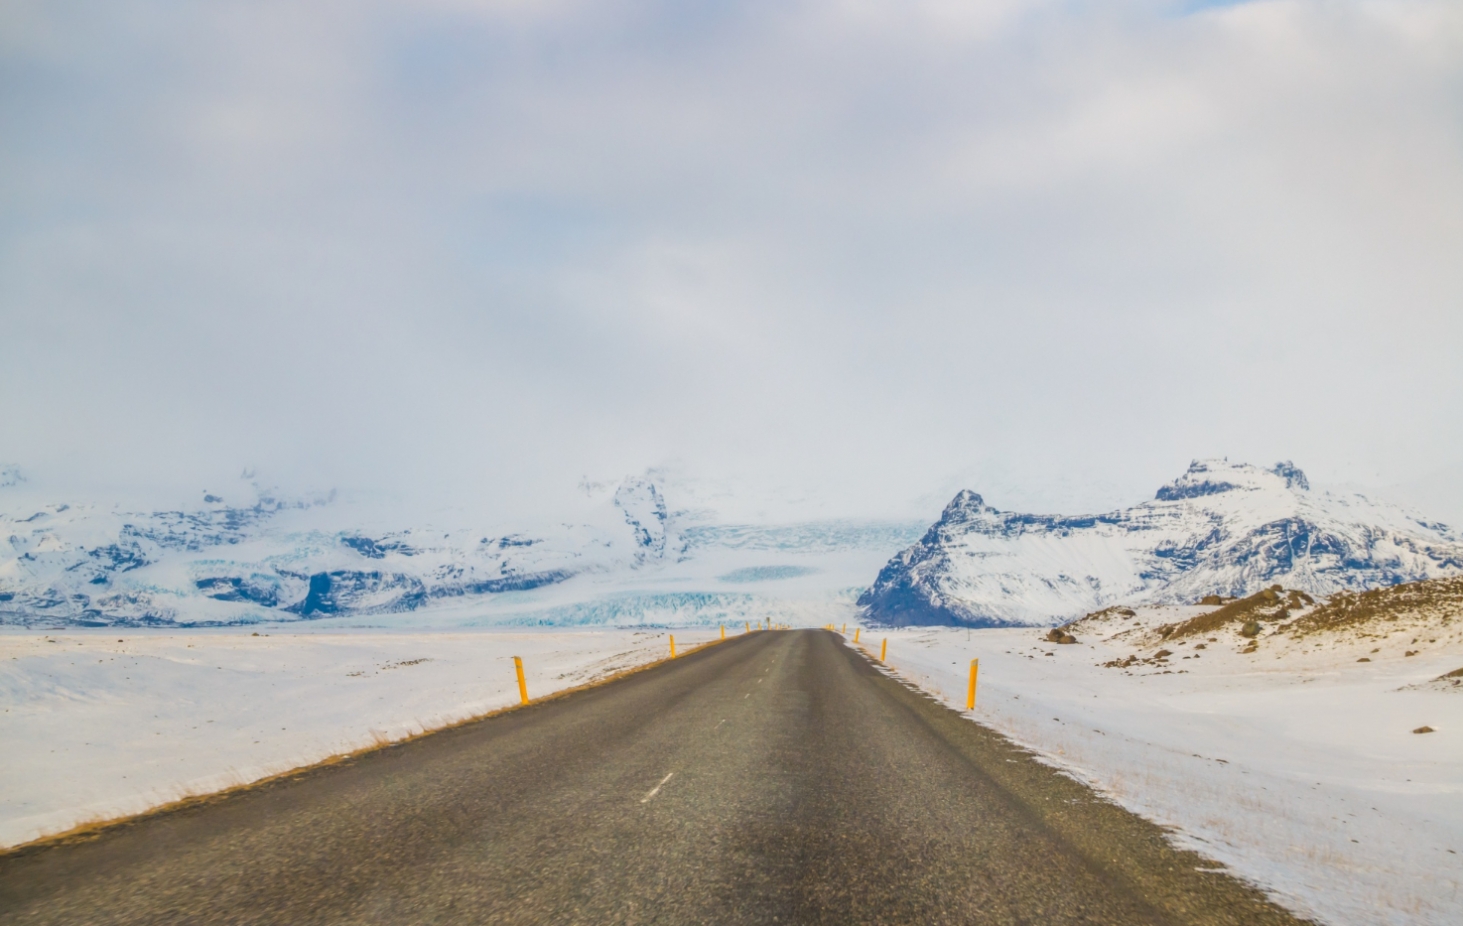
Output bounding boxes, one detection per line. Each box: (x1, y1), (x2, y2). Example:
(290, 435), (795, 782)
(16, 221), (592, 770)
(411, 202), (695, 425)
(2, 0), (1461, 521)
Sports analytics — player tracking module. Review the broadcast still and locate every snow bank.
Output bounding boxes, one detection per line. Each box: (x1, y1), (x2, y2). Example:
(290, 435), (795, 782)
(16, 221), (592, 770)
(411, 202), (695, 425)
(0, 626), (727, 849)
(868, 616), (1463, 926)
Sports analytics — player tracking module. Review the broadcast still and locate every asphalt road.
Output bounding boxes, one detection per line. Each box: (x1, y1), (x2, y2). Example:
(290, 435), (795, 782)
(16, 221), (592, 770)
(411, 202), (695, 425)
(0, 629), (1310, 925)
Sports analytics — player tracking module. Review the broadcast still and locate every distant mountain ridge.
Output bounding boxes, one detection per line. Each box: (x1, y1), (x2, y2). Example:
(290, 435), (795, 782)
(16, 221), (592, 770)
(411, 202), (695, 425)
(0, 472), (924, 628)
(0, 475), (680, 627)
(858, 460), (1463, 628)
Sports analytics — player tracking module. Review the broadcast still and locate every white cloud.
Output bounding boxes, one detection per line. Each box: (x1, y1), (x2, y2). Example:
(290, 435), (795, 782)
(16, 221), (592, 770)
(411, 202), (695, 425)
(1, 0), (1460, 520)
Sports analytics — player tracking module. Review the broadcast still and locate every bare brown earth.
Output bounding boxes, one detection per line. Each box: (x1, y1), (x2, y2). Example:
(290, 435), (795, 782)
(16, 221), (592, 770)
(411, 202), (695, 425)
(1286, 575), (1463, 638)
(1067, 576), (1463, 674)
(1154, 587), (1314, 642)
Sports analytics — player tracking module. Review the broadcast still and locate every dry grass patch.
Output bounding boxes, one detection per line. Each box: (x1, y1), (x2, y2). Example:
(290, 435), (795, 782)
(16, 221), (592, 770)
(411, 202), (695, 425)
(1160, 586), (1314, 641)
(1286, 576), (1463, 639)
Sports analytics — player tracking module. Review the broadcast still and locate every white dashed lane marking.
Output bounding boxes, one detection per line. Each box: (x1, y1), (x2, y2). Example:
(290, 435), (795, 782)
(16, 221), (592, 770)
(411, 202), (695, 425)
(641, 772), (674, 804)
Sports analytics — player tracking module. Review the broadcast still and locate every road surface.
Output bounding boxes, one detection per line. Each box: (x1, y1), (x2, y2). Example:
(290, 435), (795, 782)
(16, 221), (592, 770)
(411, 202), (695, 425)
(0, 629), (1309, 925)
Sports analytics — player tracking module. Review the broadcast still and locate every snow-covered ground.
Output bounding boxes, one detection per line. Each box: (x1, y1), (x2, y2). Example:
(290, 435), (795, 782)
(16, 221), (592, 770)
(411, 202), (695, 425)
(871, 616), (1463, 926)
(6, 612), (1461, 926)
(0, 625), (728, 850)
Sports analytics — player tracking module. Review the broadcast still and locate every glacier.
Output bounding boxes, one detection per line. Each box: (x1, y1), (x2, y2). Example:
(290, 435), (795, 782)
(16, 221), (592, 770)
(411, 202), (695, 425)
(0, 472), (923, 629)
(858, 459), (1463, 628)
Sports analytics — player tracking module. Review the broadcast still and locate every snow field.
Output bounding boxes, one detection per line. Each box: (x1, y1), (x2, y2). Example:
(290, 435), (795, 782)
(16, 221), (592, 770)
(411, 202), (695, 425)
(6, 618), (1460, 926)
(862, 623), (1463, 926)
(0, 626), (727, 850)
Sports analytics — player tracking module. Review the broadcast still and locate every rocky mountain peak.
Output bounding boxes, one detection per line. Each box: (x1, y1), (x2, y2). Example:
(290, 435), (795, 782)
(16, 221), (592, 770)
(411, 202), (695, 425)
(938, 490), (995, 524)
(860, 459), (1460, 629)
(1271, 460), (1310, 491)
(613, 476), (671, 563)
(1154, 459), (1310, 502)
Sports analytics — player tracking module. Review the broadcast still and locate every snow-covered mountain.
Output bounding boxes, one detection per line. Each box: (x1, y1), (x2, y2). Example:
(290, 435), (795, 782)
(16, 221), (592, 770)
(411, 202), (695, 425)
(0, 471), (922, 628)
(858, 460), (1463, 628)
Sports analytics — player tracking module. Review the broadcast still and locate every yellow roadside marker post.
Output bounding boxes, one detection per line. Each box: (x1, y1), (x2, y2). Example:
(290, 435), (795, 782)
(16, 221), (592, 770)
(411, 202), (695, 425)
(513, 656), (529, 705)
(967, 659), (979, 710)
(745, 621), (750, 633)
(880, 639), (888, 662)
(841, 623), (846, 634)
(721, 624), (725, 640)
(853, 628), (860, 643)
(670, 635), (677, 658)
